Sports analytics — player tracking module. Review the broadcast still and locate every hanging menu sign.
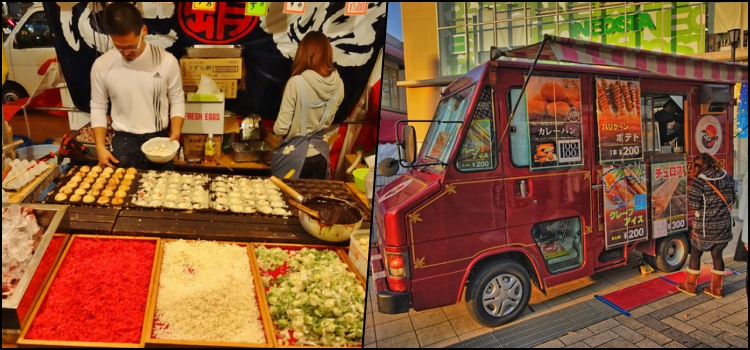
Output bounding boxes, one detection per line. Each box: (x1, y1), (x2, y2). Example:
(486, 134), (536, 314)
(650, 159), (688, 239)
(595, 76), (643, 164)
(602, 164), (649, 249)
(525, 75), (584, 171)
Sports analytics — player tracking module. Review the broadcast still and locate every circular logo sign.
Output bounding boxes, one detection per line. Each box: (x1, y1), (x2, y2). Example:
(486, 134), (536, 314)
(178, 3), (258, 44)
(695, 115), (722, 155)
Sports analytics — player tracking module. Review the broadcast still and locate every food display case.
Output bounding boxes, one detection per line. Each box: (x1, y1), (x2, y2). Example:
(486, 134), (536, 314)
(2, 204), (68, 332)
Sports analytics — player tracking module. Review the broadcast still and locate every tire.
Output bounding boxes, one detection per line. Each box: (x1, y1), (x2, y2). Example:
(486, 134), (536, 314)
(2, 81), (29, 103)
(465, 260), (531, 327)
(651, 234), (689, 272)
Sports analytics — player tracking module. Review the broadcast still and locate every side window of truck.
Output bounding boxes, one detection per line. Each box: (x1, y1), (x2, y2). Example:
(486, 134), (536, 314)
(14, 11), (53, 49)
(456, 86), (497, 172)
(507, 88), (530, 167)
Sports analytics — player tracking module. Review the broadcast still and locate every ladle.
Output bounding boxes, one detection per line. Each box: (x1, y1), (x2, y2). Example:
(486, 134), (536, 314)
(269, 175), (327, 223)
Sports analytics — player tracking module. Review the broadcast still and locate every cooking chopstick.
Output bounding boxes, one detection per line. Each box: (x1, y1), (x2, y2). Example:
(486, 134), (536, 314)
(216, 158), (234, 172)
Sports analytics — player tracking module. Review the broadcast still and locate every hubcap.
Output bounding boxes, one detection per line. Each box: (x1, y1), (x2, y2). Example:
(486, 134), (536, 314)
(665, 240), (684, 266)
(481, 273), (523, 317)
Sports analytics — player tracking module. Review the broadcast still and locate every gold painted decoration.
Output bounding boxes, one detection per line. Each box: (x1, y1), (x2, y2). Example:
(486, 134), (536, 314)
(408, 212), (423, 224)
(445, 184), (457, 195)
(414, 257), (426, 269)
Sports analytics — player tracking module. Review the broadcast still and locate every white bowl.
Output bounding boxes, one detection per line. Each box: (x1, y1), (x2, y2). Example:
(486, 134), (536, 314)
(141, 137), (180, 163)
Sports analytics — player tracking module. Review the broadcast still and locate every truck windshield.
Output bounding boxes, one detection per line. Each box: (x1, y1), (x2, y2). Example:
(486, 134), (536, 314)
(418, 84), (476, 172)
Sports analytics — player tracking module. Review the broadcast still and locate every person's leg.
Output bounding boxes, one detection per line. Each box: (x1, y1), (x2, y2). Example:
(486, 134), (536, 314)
(704, 244), (727, 299)
(300, 154), (328, 180)
(677, 244), (703, 296)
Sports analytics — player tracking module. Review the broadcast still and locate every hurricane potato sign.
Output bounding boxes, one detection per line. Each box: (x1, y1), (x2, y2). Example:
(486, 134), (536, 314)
(595, 76), (643, 164)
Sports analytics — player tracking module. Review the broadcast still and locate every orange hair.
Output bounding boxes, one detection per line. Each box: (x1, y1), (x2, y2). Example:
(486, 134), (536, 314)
(290, 31), (336, 78)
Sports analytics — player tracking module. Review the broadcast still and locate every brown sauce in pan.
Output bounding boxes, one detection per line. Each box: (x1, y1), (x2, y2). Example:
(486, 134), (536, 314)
(303, 198), (362, 225)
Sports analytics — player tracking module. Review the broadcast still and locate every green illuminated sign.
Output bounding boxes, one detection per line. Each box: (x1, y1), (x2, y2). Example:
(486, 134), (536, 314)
(572, 13), (656, 37)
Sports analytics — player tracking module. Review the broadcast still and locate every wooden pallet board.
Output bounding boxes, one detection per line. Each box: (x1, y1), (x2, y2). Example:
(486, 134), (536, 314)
(57, 206), (119, 234)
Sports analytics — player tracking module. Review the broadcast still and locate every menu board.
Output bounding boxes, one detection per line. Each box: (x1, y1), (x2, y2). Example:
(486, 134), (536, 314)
(650, 160), (688, 239)
(602, 165), (649, 248)
(595, 76), (643, 163)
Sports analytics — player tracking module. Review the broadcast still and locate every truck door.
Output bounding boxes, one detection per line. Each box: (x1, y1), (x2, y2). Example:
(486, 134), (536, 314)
(500, 74), (595, 286)
(3, 7), (57, 102)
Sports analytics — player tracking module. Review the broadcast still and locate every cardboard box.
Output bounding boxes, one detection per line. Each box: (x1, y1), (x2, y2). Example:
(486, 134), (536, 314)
(180, 57), (243, 80)
(183, 79), (238, 99)
(182, 134), (223, 163)
(183, 98), (225, 135)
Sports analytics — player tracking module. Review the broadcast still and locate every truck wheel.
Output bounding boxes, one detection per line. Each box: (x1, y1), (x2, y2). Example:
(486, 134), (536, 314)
(651, 235), (689, 272)
(465, 260), (531, 327)
(2, 82), (29, 103)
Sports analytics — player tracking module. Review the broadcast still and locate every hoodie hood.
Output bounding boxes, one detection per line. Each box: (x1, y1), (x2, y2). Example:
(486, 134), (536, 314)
(300, 69), (342, 101)
(698, 169), (727, 182)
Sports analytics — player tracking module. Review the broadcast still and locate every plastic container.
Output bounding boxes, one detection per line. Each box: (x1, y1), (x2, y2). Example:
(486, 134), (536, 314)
(348, 229), (371, 278)
(352, 168), (368, 193)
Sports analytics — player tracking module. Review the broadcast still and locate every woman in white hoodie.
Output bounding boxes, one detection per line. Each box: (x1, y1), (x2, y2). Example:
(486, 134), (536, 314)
(272, 31), (345, 179)
(677, 153), (736, 298)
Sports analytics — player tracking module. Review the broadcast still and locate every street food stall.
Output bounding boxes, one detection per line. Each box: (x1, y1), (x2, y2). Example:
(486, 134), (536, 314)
(2, 2), (384, 347)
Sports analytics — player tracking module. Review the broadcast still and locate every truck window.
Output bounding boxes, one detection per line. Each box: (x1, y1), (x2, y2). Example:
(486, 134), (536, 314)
(507, 88), (530, 168)
(457, 85), (497, 172)
(14, 11), (53, 49)
(531, 217), (583, 274)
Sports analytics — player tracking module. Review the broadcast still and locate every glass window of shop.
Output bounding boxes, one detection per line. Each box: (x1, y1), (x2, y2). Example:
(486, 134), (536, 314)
(382, 63), (400, 111)
(438, 2), (707, 76)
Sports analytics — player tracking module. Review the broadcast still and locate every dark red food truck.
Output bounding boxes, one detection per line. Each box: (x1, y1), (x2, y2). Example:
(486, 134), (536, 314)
(371, 35), (746, 327)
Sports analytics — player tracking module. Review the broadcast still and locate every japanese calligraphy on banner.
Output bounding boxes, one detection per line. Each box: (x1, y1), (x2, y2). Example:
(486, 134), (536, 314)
(525, 75), (584, 171)
(602, 165), (649, 249)
(595, 76), (643, 164)
(650, 160), (688, 239)
(284, 2), (306, 14)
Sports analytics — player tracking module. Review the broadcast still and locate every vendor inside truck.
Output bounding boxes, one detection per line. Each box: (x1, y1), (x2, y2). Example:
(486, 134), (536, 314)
(654, 98), (684, 148)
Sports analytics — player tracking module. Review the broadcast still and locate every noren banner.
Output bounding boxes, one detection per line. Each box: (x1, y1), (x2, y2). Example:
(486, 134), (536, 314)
(42, 2), (386, 124)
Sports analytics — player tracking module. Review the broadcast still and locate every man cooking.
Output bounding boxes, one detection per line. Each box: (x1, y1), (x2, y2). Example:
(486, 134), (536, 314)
(654, 98), (684, 148)
(90, 3), (184, 170)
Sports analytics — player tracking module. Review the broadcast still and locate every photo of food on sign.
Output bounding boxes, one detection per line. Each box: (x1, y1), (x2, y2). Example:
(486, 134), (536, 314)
(601, 165), (649, 248)
(525, 76), (582, 122)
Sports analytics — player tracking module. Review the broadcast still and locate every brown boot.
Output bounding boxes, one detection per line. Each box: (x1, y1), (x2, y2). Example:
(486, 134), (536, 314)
(676, 268), (700, 296)
(703, 269), (724, 299)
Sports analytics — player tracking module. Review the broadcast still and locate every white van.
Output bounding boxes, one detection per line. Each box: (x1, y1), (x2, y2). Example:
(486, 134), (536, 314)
(2, 4), (57, 103)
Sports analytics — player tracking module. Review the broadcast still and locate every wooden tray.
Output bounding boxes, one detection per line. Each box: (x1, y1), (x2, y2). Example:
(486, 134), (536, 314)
(250, 243), (366, 348)
(144, 239), (274, 348)
(17, 235), (161, 348)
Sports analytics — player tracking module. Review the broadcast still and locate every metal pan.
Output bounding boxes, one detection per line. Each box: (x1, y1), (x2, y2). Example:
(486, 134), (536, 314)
(270, 176), (363, 242)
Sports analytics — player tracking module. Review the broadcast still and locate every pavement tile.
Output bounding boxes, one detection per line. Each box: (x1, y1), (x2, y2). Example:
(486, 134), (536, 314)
(374, 317), (414, 342)
(415, 321), (457, 347)
(661, 315), (698, 334)
(635, 315), (670, 332)
(566, 340), (592, 348)
(364, 326), (376, 347)
(440, 302), (470, 320)
(447, 314), (484, 336)
(409, 308), (447, 330)
(688, 330), (731, 348)
(717, 331), (749, 348)
(587, 318), (621, 334)
(372, 307), (411, 325)
(648, 305), (680, 320)
(456, 327), (493, 342)
(628, 304), (656, 318)
(614, 314), (646, 330)
(698, 307), (730, 324)
(533, 338), (565, 348)
(661, 327), (701, 347)
(662, 340), (688, 348)
(377, 331), (420, 348)
(611, 324), (645, 344)
(712, 319), (750, 338)
(423, 336), (460, 348)
(685, 317), (725, 337)
(635, 338), (662, 348)
(598, 337), (639, 348)
(582, 330), (619, 347)
(639, 326), (674, 345)
(558, 328), (595, 346)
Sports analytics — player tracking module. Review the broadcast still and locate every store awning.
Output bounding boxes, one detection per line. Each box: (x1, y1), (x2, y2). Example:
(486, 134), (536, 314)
(497, 35), (748, 84)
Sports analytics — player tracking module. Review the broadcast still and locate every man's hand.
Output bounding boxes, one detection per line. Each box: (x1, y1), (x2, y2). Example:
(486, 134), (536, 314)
(97, 147), (119, 168)
(169, 131), (181, 142)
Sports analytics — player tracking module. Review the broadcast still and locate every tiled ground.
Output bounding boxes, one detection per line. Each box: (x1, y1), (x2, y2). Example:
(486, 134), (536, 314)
(364, 213), (747, 348)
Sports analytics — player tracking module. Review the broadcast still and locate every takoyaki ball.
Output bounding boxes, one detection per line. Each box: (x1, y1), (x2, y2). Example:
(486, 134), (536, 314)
(87, 189), (101, 197)
(114, 167), (126, 174)
(74, 188), (87, 196)
(97, 196), (110, 205)
(111, 197), (124, 205)
(54, 193), (68, 201)
(78, 182), (91, 190)
(102, 167), (114, 174)
(105, 184), (118, 191)
(121, 179), (133, 186)
(114, 190), (128, 198)
(59, 186), (73, 195)
(101, 189), (114, 198)
(70, 175), (83, 183)
(92, 183), (105, 191)
(99, 172), (111, 179)
(80, 165), (91, 173)
(95, 178), (108, 185)
(69, 194), (82, 202)
(124, 173), (135, 180)
(83, 195), (96, 203)
(126, 167), (137, 175)
(118, 185), (131, 192)
(91, 165), (103, 173)
(108, 178), (119, 186)
(82, 177), (96, 184)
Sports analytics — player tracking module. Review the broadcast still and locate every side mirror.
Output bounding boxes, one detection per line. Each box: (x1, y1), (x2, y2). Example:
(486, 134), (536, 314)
(377, 157), (400, 177)
(401, 124), (417, 165)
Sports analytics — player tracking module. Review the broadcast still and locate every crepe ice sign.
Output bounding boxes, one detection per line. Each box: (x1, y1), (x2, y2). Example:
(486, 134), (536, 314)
(695, 115), (722, 155)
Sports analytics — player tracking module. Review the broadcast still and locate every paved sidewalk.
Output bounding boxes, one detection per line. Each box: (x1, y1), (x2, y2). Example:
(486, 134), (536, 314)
(364, 217), (748, 348)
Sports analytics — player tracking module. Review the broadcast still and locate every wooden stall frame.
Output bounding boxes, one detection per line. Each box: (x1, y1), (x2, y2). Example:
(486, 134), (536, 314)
(17, 234), (162, 348)
(249, 242), (366, 348)
(144, 239), (275, 348)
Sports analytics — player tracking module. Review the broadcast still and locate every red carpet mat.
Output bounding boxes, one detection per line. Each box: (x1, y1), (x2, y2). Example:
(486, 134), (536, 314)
(595, 264), (737, 316)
